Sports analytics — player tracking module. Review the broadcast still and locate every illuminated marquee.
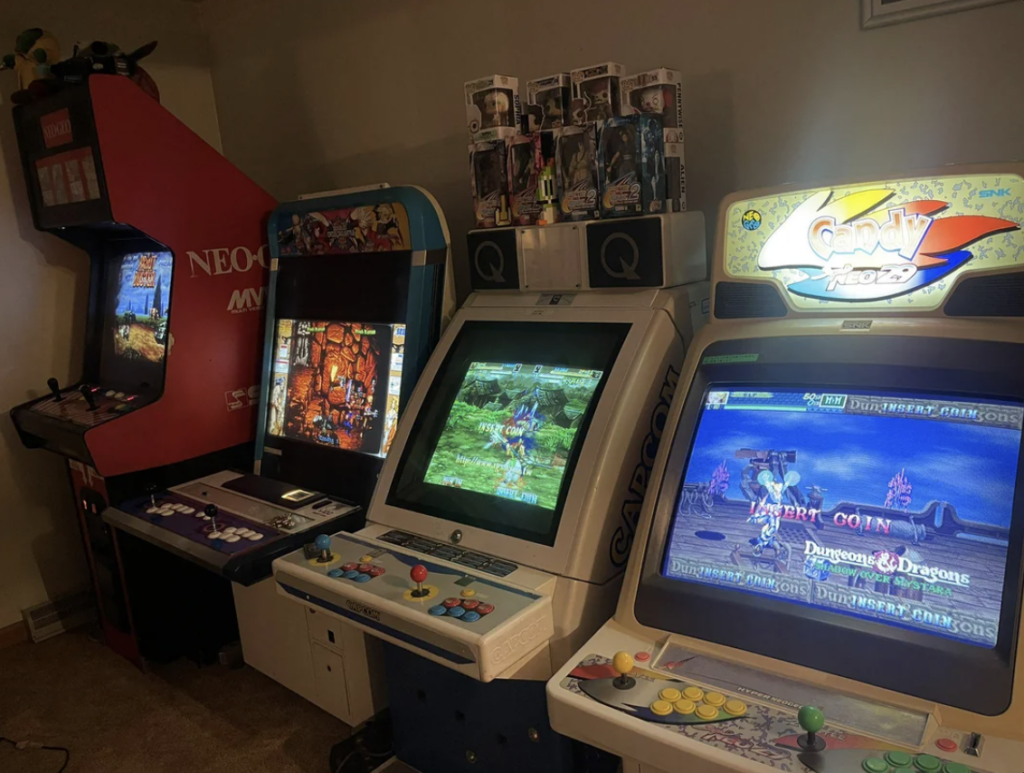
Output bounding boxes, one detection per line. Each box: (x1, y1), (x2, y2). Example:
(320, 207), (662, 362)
(724, 174), (1024, 308)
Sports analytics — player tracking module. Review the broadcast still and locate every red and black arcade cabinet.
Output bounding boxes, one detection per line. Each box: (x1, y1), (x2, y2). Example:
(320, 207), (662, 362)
(8, 75), (276, 667)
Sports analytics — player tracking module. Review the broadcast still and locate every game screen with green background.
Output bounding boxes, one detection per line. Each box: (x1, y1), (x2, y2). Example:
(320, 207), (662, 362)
(423, 362), (604, 510)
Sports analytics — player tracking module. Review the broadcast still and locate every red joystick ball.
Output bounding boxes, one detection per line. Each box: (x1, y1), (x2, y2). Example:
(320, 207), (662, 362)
(410, 564), (429, 598)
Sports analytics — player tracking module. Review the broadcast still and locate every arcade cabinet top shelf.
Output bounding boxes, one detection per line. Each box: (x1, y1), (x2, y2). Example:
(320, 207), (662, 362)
(712, 163), (1024, 321)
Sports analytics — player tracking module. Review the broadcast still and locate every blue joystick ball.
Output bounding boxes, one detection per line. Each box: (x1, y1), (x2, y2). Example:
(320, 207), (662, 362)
(314, 534), (332, 552)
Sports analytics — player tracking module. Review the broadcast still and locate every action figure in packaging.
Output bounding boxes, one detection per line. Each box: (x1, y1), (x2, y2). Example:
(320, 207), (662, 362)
(507, 134), (543, 226)
(598, 114), (665, 218)
(569, 62), (624, 125)
(526, 73), (571, 130)
(556, 125), (600, 221)
(465, 75), (521, 141)
(470, 140), (512, 228)
(621, 68), (686, 211)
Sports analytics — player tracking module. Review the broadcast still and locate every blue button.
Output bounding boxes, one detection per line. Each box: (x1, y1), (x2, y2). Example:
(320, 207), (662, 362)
(447, 606), (466, 618)
(353, 573), (371, 583)
(428, 605), (447, 616)
(462, 611), (481, 623)
(343, 570), (359, 579)
(327, 569), (343, 578)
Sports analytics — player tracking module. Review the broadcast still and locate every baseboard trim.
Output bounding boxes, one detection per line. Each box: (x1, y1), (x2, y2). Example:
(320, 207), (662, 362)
(0, 620), (29, 650)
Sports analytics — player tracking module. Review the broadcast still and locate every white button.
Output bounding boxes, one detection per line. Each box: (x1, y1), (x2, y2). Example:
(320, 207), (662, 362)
(160, 510), (174, 518)
(202, 516), (211, 521)
(181, 507), (195, 515)
(248, 533), (264, 541)
(207, 531), (222, 539)
(225, 535), (241, 543)
(146, 507), (160, 514)
(114, 392), (125, 399)
(158, 508), (175, 516)
(105, 390), (115, 397)
(239, 529), (255, 538)
(223, 527), (237, 534)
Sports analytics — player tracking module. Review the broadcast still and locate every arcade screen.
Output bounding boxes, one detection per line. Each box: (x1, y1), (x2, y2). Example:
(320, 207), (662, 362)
(388, 320), (629, 545)
(98, 251), (173, 387)
(423, 362), (605, 510)
(266, 319), (404, 457)
(663, 387), (1023, 649)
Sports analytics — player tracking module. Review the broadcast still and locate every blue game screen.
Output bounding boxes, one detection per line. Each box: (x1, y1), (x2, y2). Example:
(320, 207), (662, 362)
(662, 387), (1023, 648)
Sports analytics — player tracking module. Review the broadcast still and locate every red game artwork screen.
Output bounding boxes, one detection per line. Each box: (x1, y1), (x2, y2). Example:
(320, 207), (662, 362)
(267, 320), (405, 457)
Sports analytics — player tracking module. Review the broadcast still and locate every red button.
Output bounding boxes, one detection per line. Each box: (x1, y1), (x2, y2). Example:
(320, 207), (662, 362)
(368, 566), (385, 577)
(935, 738), (958, 753)
(443, 597), (461, 608)
(477, 603), (495, 614)
(461, 600), (480, 610)
(342, 563), (358, 571)
(358, 564), (372, 573)
(635, 652), (651, 662)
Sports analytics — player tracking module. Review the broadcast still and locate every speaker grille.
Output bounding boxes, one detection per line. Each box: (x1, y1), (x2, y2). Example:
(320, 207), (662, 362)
(945, 273), (1024, 317)
(715, 282), (788, 319)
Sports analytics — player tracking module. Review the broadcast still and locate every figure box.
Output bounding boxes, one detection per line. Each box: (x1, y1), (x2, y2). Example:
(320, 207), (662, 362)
(470, 140), (511, 228)
(556, 124), (600, 222)
(598, 114), (666, 218)
(465, 74), (521, 141)
(570, 62), (624, 125)
(621, 68), (686, 211)
(526, 73), (571, 131)
(507, 134), (543, 226)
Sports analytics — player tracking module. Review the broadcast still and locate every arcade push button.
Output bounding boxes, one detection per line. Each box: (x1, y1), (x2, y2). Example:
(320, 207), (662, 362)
(635, 652), (651, 662)
(477, 603), (495, 615)
(658, 688), (682, 703)
(354, 574), (371, 583)
(461, 589), (476, 598)
(695, 704), (719, 720)
(886, 752), (913, 768)
(461, 599), (480, 610)
(327, 569), (344, 578)
(913, 755), (942, 773)
(650, 700), (673, 717)
(428, 605), (447, 616)
(462, 611), (481, 623)
(368, 566), (385, 577)
(343, 571), (359, 580)
(943, 764), (970, 773)
(935, 739), (958, 753)
(446, 606), (466, 618)
(358, 564), (372, 573)
(724, 699), (747, 716)
(360, 555), (373, 563)
(342, 563), (358, 572)
(704, 691), (726, 708)
(443, 597), (461, 608)
(682, 686), (704, 702)
(672, 699), (696, 716)
(862, 758), (889, 773)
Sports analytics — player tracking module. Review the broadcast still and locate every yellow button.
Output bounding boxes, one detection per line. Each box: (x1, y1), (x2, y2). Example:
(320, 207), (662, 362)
(650, 699), (673, 716)
(658, 687), (682, 702)
(360, 555), (373, 563)
(461, 589), (476, 598)
(724, 699), (747, 716)
(704, 691), (726, 707)
(612, 652), (634, 677)
(682, 686), (704, 701)
(695, 704), (719, 720)
(673, 699), (696, 715)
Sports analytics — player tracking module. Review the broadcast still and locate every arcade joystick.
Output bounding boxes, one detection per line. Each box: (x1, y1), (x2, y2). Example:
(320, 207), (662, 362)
(611, 652), (636, 690)
(204, 504), (219, 532)
(409, 564), (429, 598)
(796, 705), (826, 752)
(146, 484), (158, 507)
(79, 384), (98, 411)
(314, 534), (334, 563)
(47, 377), (63, 402)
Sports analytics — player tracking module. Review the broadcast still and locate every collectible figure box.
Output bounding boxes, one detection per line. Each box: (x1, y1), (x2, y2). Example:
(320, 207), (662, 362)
(470, 140), (511, 228)
(465, 74), (521, 141)
(570, 62), (624, 125)
(598, 114), (666, 218)
(556, 124), (600, 221)
(507, 134), (543, 226)
(526, 73), (571, 131)
(621, 68), (686, 212)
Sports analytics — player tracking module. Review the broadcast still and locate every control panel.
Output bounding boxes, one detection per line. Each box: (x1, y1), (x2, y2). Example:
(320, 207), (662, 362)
(548, 627), (1021, 773)
(273, 530), (555, 681)
(29, 382), (143, 428)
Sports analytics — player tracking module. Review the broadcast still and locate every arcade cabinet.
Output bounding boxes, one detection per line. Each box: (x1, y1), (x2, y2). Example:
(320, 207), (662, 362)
(547, 165), (1024, 773)
(8, 75), (276, 668)
(273, 211), (710, 771)
(102, 186), (452, 723)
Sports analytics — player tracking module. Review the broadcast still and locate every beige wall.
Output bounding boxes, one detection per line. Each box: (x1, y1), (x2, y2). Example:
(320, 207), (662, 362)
(202, 0), (1024, 298)
(0, 1), (222, 628)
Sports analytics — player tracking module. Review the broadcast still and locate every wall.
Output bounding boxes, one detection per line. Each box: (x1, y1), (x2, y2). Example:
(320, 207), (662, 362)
(0, 0), (222, 629)
(202, 0), (1024, 298)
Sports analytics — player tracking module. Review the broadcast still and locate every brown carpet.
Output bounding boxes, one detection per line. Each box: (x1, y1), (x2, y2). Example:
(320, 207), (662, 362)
(0, 630), (349, 773)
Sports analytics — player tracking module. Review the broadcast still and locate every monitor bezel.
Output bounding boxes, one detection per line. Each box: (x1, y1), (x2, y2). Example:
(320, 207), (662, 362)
(634, 334), (1024, 716)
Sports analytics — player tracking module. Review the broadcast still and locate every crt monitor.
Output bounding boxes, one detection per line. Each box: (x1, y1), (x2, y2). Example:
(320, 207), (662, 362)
(387, 320), (629, 546)
(266, 319), (405, 458)
(634, 335), (1024, 715)
(97, 250), (173, 392)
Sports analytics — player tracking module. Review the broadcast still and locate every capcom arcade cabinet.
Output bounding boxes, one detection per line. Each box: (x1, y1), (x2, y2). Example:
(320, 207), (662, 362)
(103, 186), (452, 721)
(8, 75), (276, 668)
(274, 211), (710, 771)
(548, 165), (1024, 773)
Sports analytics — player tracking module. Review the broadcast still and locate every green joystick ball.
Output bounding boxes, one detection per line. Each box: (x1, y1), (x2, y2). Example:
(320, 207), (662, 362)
(797, 705), (826, 752)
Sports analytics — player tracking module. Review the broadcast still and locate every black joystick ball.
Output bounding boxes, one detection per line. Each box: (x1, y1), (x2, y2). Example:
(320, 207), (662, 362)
(47, 377), (63, 402)
(204, 504), (219, 530)
(79, 385), (98, 411)
(797, 706), (826, 752)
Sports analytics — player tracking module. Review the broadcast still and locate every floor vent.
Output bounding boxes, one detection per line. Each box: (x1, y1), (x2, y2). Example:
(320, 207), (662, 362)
(22, 589), (97, 643)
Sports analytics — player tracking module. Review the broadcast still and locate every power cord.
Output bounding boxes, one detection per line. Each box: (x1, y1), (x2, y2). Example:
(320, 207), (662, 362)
(1, 735), (70, 772)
